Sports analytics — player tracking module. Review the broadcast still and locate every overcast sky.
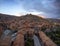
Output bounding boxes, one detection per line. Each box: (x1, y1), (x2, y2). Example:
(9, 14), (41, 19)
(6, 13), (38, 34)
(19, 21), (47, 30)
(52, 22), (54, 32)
(0, 0), (60, 18)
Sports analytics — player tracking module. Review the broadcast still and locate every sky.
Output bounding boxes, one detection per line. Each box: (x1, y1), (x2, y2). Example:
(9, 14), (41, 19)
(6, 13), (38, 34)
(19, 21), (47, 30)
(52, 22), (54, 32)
(0, 0), (60, 18)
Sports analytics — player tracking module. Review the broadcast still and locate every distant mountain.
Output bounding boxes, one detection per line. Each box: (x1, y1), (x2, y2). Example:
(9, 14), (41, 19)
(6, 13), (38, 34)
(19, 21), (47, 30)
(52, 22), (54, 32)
(18, 14), (46, 21)
(0, 13), (18, 22)
(0, 13), (60, 24)
(46, 18), (60, 23)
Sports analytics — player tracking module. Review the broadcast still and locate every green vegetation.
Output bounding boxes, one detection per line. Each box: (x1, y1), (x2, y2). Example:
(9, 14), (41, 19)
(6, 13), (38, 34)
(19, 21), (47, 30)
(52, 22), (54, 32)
(25, 37), (34, 46)
(41, 25), (47, 31)
(45, 24), (60, 46)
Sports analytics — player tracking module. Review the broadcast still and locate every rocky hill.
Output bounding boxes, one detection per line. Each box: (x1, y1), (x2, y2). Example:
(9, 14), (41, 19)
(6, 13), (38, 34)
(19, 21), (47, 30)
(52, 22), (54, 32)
(0, 13), (59, 46)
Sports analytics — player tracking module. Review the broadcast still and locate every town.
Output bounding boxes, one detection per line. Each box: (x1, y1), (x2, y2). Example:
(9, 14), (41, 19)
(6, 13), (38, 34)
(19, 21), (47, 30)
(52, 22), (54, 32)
(0, 14), (60, 46)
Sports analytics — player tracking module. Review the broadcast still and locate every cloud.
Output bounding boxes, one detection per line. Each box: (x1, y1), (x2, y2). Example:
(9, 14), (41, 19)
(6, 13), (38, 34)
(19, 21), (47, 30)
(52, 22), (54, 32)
(0, 0), (60, 18)
(17, 0), (60, 18)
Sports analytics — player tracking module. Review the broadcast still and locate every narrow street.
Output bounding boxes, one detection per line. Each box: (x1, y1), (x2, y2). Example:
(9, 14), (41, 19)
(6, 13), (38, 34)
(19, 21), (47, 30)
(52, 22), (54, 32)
(33, 35), (42, 46)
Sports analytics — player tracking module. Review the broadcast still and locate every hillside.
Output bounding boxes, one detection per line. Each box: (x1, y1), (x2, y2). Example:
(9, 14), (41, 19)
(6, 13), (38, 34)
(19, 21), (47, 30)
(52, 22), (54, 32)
(46, 18), (60, 23)
(0, 13), (49, 30)
(0, 13), (18, 22)
(0, 13), (60, 46)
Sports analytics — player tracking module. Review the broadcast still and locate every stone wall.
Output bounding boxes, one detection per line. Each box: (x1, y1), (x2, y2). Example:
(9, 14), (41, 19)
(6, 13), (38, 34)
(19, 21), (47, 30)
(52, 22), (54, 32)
(13, 31), (24, 46)
(39, 31), (57, 46)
